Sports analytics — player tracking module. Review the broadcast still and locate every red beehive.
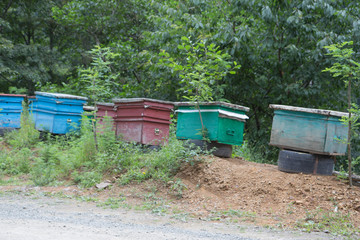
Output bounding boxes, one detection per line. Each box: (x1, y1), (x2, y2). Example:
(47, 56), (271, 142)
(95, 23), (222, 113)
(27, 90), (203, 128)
(95, 102), (116, 132)
(96, 102), (116, 120)
(112, 98), (174, 146)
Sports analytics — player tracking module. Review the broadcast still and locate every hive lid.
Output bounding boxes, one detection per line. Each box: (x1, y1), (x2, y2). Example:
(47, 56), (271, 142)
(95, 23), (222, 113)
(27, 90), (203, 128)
(269, 104), (349, 118)
(175, 101), (250, 112)
(35, 91), (88, 101)
(0, 94), (26, 97)
(112, 98), (174, 106)
(83, 106), (95, 111)
(96, 102), (115, 107)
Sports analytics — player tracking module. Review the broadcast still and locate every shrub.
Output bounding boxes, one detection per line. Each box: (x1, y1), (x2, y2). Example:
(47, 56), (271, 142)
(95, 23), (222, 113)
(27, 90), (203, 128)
(5, 101), (39, 148)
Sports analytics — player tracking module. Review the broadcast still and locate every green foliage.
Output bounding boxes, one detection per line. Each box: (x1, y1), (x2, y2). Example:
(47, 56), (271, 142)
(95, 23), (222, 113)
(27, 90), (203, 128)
(1, 111), (206, 188)
(3, 0), (360, 178)
(79, 45), (120, 104)
(5, 101), (39, 148)
(72, 171), (102, 188)
(340, 104), (360, 175)
(31, 143), (60, 186)
(0, 147), (32, 175)
(159, 37), (239, 102)
(118, 133), (206, 185)
(96, 116), (117, 153)
(323, 41), (360, 183)
(323, 42), (360, 86)
(208, 209), (256, 223)
(233, 140), (277, 164)
(0, 1), (71, 93)
(296, 209), (359, 237)
(170, 178), (188, 199)
(68, 116), (97, 167)
(97, 197), (129, 209)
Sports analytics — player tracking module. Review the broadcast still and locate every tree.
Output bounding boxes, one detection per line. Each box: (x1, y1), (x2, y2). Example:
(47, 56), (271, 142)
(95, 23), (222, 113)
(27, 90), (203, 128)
(78, 44), (119, 151)
(147, 0), (360, 160)
(323, 41), (360, 187)
(0, 0), (71, 93)
(159, 36), (239, 102)
(159, 36), (239, 138)
(79, 45), (119, 104)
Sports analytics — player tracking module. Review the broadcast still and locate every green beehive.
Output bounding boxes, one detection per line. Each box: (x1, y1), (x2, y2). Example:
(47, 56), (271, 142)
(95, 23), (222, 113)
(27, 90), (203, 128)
(269, 104), (348, 155)
(175, 102), (250, 145)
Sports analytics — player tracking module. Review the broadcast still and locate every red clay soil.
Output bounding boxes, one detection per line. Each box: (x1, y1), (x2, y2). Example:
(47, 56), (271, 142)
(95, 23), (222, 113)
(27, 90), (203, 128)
(175, 157), (360, 227)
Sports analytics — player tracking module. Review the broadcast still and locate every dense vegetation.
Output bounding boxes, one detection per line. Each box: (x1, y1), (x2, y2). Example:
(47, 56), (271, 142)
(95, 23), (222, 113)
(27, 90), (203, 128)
(1, 0), (360, 168)
(0, 112), (206, 190)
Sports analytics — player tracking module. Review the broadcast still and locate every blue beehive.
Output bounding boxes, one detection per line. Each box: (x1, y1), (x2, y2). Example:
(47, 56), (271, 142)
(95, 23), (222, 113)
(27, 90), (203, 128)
(32, 92), (88, 134)
(0, 94), (26, 131)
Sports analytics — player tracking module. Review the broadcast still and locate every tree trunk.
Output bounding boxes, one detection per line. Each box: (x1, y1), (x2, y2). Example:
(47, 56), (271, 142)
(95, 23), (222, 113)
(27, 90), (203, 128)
(347, 79), (352, 187)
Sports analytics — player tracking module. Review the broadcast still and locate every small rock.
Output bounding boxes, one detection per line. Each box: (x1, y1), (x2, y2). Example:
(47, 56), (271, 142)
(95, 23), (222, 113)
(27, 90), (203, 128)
(95, 182), (112, 190)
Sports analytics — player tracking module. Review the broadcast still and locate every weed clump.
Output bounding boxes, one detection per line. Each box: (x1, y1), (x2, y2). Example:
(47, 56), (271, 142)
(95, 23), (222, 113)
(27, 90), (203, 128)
(296, 208), (358, 237)
(5, 101), (39, 148)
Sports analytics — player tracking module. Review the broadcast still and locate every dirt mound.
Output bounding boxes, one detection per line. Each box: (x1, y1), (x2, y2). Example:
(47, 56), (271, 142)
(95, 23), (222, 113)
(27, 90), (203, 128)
(176, 157), (360, 226)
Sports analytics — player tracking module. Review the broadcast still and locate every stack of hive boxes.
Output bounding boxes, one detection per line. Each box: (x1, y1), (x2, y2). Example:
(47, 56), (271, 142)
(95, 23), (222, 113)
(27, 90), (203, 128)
(0, 94), (26, 134)
(112, 98), (174, 146)
(31, 92), (88, 134)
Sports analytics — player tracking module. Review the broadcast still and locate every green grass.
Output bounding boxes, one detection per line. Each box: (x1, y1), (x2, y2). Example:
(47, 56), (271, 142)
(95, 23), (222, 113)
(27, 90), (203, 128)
(0, 110), (206, 189)
(207, 209), (257, 223)
(0, 176), (30, 186)
(96, 197), (131, 209)
(296, 208), (359, 237)
(171, 212), (191, 222)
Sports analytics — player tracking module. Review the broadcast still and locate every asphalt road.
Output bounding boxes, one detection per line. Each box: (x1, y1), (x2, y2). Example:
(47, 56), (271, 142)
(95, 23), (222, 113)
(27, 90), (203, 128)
(0, 192), (336, 240)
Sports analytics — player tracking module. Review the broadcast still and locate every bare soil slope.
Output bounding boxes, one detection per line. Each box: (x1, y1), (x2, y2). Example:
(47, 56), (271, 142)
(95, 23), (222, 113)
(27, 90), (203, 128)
(175, 157), (360, 227)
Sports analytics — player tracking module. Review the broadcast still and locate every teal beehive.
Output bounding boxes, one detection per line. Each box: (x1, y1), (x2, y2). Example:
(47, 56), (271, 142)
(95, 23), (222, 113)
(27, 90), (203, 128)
(269, 104), (348, 155)
(175, 102), (250, 145)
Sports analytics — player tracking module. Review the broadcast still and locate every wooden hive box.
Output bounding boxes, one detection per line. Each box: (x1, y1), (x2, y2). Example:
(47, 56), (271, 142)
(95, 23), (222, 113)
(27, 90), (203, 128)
(175, 102), (250, 145)
(269, 104), (348, 155)
(32, 92), (88, 134)
(112, 98), (174, 146)
(0, 94), (26, 131)
(96, 102), (116, 119)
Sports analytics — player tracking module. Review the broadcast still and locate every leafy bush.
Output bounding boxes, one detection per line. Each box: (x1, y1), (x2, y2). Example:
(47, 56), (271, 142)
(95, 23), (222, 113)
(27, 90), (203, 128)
(72, 171), (102, 188)
(5, 101), (39, 148)
(30, 143), (61, 186)
(117, 132), (206, 184)
(0, 147), (32, 175)
(233, 140), (278, 164)
(1, 113), (208, 188)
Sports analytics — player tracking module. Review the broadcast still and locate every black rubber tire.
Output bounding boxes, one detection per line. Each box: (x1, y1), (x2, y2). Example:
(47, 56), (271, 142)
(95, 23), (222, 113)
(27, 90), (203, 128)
(278, 150), (334, 175)
(316, 157), (335, 175)
(186, 139), (207, 150)
(184, 139), (233, 158)
(147, 145), (161, 151)
(207, 141), (233, 158)
(142, 144), (161, 153)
